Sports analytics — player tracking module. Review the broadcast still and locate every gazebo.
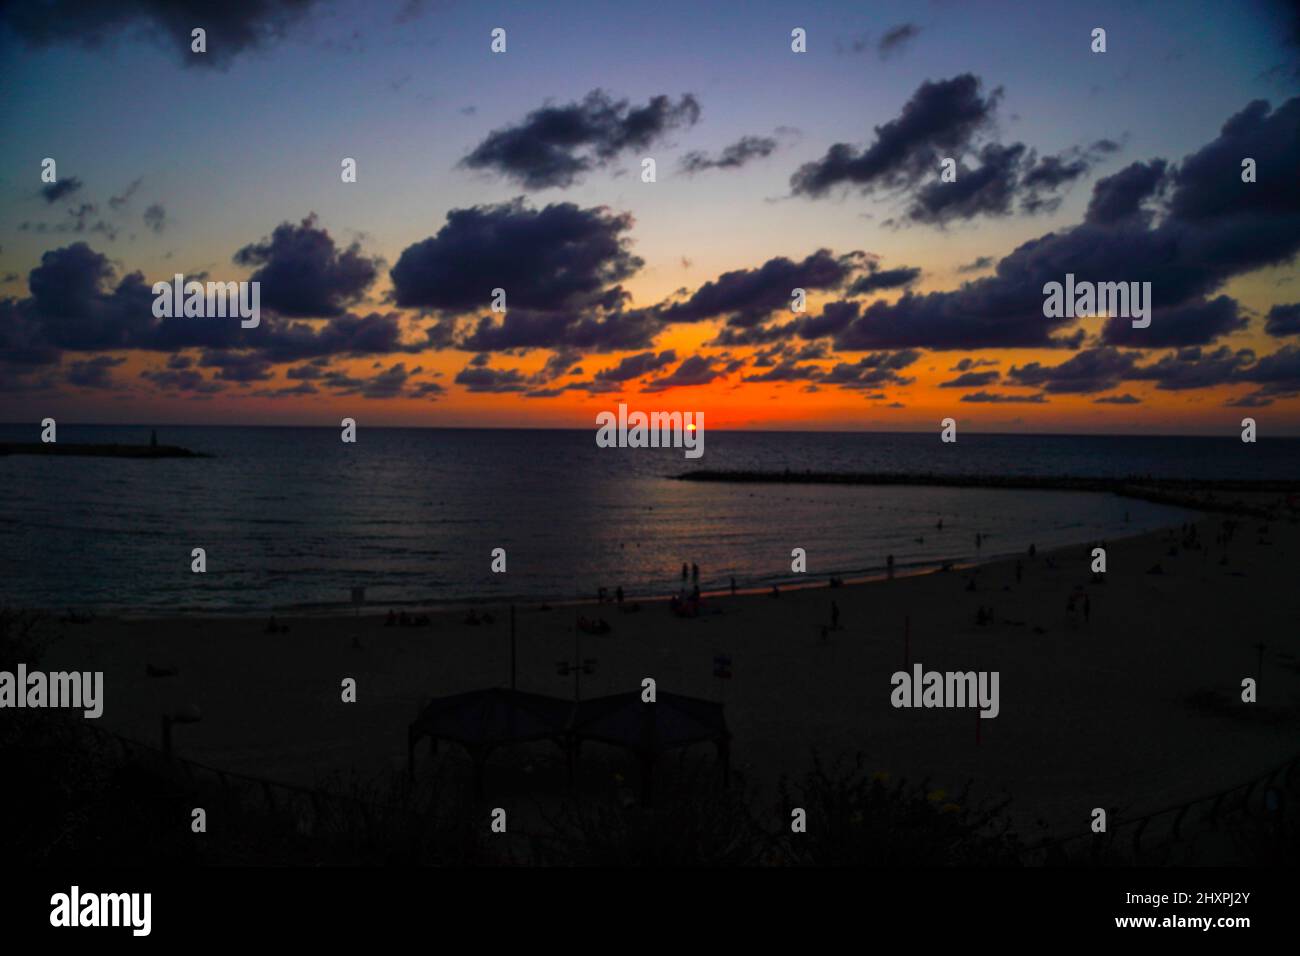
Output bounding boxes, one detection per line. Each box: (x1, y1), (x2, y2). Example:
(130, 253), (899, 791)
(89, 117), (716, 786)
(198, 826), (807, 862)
(407, 687), (730, 803)
(407, 688), (573, 799)
(570, 691), (730, 804)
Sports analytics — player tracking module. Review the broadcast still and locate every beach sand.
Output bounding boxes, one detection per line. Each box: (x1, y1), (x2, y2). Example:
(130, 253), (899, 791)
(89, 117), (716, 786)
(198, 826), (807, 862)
(37, 499), (1300, 837)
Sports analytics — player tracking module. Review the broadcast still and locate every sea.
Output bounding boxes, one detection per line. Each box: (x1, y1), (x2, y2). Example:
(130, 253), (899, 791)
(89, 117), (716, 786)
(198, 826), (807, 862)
(2, 424), (1296, 615)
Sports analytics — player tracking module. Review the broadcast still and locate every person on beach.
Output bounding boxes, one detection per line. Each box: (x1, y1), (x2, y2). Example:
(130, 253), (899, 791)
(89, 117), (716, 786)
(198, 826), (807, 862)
(975, 532), (982, 550)
(692, 562), (699, 584)
(682, 563), (688, 583)
(730, 576), (737, 595)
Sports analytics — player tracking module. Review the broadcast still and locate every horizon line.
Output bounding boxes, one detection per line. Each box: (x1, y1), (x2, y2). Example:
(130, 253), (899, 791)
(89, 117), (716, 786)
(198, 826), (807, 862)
(3, 420), (1295, 440)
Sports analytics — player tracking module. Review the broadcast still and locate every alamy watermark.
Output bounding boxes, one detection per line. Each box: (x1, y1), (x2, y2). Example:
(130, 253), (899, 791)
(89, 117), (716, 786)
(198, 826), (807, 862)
(595, 403), (704, 459)
(890, 663), (1000, 718)
(1042, 273), (1150, 329)
(152, 273), (260, 328)
(0, 664), (103, 718)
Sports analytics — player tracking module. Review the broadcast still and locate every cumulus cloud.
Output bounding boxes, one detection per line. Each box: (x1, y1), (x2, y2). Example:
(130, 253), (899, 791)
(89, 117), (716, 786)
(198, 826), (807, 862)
(41, 178), (83, 203)
(234, 214), (380, 318)
(679, 135), (778, 174)
(657, 249), (867, 326)
(461, 90), (701, 189)
(792, 75), (1115, 224)
(1265, 302), (1300, 336)
(827, 97), (1300, 351)
(65, 354), (124, 388)
(1, 0), (324, 67)
(641, 355), (723, 391)
(391, 199), (642, 316)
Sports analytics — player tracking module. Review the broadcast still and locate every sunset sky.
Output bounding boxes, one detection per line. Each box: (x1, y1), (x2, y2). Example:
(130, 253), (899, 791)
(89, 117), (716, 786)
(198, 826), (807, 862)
(2, 0), (1299, 433)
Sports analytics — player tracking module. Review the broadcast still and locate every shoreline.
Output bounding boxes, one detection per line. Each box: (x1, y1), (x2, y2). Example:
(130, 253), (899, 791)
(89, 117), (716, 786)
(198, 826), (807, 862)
(31, 498), (1300, 838)
(676, 470), (1300, 517)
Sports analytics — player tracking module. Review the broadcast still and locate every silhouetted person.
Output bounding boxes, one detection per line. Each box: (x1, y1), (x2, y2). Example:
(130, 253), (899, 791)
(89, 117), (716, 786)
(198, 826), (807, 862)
(692, 562), (699, 583)
(730, 576), (736, 595)
(681, 563), (688, 582)
(150, 429), (158, 448)
(975, 532), (982, 549)
(1029, 543), (1037, 558)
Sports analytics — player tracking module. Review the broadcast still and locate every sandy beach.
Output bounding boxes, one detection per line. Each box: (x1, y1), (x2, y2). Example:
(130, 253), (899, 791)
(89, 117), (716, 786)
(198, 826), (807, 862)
(37, 496), (1300, 838)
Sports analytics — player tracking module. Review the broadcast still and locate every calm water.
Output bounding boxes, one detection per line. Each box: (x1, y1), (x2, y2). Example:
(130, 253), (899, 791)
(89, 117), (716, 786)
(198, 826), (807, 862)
(2, 425), (1295, 615)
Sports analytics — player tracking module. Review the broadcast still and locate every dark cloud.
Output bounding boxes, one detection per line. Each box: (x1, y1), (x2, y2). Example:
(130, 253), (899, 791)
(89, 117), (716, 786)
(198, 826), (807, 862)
(1101, 295), (1246, 347)
(793, 75), (1114, 223)
(108, 178), (142, 210)
(877, 23), (920, 58)
(593, 349), (677, 382)
(456, 306), (660, 354)
(411, 381), (445, 400)
(461, 90), (701, 189)
(960, 391), (1048, 403)
(140, 367), (224, 394)
(822, 350), (920, 389)
(658, 249), (866, 325)
(41, 178), (83, 203)
(830, 97), (1300, 351)
(65, 354), (124, 388)
(847, 264), (921, 295)
(1232, 343), (1300, 396)
(641, 355), (722, 391)
(143, 203), (166, 234)
(234, 214), (380, 318)
(454, 364), (528, 393)
(1129, 346), (1255, 391)
(1007, 348), (1138, 394)
(16, 243), (155, 351)
(199, 349), (274, 383)
(742, 361), (824, 383)
(939, 370), (1000, 388)
(950, 357), (999, 371)
(1085, 160), (1168, 225)
(791, 74), (1001, 199)
(356, 362), (415, 399)
(1, 0), (323, 67)
(1094, 393), (1141, 404)
(679, 136), (778, 174)
(956, 256), (994, 273)
(1265, 302), (1300, 336)
(391, 200), (642, 316)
